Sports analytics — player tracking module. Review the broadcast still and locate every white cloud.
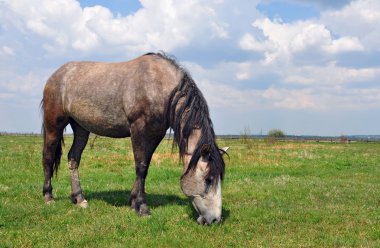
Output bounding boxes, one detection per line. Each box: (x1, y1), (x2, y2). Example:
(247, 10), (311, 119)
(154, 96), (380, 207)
(0, 93), (15, 100)
(198, 80), (254, 108)
(1, 0), (228, 56)
(232, 0), (379, 115)
(1, 46), (15, 56)
(324, 36), (364, 53)
(284, 62), (380, 85)
(240, 18), (364, 65)
(0, 70), (50, 95)
(239, 33), (269, 52)
(198, 76), (380, 111)
(202, 78), (380, 111)
(187, 59), (380, 112)
(262, 87), (318, 110)
(0, 0), (229, 104)
(321, 0), (380, 51)
(4, 0), (90, 51)
(235, 62), (253, 80)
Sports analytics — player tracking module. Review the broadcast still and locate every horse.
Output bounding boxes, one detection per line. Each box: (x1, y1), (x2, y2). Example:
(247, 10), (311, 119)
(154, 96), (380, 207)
(41, 52), (229, 225)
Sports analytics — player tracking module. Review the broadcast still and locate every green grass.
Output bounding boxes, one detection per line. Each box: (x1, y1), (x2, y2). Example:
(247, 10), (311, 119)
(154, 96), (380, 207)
(0, 135), (379, 247)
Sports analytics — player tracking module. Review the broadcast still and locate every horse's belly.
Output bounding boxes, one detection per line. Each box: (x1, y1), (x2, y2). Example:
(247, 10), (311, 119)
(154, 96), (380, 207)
(77, 120), (131, 138)
(67, 101), (131, 138)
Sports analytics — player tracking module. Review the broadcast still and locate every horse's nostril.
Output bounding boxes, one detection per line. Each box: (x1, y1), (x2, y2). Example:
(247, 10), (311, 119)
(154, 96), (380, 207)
(197, 216), (206, 225)
(211, 217), (221, 224)
(205, 217), (221, 225)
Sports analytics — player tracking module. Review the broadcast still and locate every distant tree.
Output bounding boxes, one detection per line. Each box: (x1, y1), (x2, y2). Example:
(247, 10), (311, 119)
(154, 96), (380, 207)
(268, 129), (286, 138)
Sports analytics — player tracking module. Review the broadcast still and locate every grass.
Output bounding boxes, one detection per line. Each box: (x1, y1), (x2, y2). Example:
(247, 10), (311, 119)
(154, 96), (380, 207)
(0, 135), (379, 247)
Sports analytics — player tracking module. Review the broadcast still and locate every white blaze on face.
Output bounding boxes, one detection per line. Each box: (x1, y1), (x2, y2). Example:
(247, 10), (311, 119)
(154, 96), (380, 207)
(180, 132), (229, 224)
(192, 177), (222, 225)
(181, 166), (222, 225)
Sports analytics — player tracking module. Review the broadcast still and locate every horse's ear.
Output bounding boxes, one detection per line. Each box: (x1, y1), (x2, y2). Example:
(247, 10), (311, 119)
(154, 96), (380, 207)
(201, 144), (211, 157)
(220, 147), (230, 155)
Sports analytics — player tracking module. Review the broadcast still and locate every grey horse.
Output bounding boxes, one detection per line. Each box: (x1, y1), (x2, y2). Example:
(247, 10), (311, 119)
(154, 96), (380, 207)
(41, 52), (229, 224)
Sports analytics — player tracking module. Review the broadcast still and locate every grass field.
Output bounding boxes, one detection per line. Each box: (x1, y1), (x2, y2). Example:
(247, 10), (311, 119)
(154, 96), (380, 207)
(0, 135), (379, 247)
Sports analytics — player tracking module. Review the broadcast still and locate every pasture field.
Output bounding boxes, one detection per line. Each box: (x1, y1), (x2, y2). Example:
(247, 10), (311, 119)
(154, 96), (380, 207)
(0, 135), (379, 247)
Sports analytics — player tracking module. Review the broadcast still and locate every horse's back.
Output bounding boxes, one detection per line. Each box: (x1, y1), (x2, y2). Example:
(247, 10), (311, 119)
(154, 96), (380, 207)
(43, 54), (181, 137)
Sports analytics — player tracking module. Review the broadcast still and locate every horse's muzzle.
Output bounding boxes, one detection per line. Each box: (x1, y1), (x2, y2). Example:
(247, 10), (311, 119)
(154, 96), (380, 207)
(197, 215), (222, 225)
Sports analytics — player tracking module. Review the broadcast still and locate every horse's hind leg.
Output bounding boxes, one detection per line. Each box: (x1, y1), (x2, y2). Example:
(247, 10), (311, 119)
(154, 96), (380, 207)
(42, 115), (67, 202)
(42, 130), (63, 202)
(68, 120), (90, 208)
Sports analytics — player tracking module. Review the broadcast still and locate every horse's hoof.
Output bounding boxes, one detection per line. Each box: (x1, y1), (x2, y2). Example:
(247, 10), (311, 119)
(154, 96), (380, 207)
(130, 201), (136, 210)
(138, 204), (151, 216)
(44, 194), (54, 203)
(77, 199), (88, 208)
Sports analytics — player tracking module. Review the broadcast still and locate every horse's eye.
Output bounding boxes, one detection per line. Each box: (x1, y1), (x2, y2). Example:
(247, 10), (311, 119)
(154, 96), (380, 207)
(205, 176), (213, 185)
(204, 178), (213, 194)
(205, 178), (212, 185)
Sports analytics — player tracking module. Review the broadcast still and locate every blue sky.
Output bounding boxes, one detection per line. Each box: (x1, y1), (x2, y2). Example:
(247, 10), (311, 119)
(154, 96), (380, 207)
(1, 0), (379, 135)
(79, 0), (142, 16)
(257, 1), (320, 22)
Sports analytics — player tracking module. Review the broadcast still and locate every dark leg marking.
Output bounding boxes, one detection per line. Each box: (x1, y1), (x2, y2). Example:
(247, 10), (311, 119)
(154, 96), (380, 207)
(42, 118), (67, 203)
(128, 121), (166, 216)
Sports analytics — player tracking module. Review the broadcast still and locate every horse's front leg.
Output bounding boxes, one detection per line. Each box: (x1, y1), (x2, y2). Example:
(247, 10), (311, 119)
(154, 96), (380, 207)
(128, 160), (151, 216)
(129, 123), (165, 216)
(67, 121), (90, 208)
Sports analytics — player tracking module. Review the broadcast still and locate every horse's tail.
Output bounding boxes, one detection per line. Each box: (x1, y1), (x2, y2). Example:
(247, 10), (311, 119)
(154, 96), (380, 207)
(40, 98), (64, 177)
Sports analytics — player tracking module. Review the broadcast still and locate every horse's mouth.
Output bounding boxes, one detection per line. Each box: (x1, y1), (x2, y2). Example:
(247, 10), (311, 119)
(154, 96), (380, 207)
(191, 198), (221, 225)
(197, 216), (207, 225)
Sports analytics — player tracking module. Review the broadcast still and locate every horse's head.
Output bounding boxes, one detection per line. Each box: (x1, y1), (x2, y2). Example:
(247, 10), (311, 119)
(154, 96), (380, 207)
(180, 145), (229, 225)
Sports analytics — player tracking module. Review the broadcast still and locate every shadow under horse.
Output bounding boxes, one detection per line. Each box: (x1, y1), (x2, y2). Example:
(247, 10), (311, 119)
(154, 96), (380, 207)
(86, 190), (188, 208)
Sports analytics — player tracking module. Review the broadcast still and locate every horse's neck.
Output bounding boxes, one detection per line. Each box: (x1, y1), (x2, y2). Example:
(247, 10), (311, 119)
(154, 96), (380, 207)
(182, 128), (201, 173)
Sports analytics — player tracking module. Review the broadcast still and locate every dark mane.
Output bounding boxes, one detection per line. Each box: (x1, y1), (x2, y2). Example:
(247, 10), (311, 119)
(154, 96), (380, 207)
(146, 52), (225, 183)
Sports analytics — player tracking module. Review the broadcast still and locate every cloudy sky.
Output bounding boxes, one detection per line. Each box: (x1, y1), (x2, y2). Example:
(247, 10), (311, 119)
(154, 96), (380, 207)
(0, 0), (379, 135)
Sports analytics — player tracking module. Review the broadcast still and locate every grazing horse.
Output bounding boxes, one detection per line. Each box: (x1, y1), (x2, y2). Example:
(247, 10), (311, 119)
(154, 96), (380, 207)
(41, 52), (229, 224)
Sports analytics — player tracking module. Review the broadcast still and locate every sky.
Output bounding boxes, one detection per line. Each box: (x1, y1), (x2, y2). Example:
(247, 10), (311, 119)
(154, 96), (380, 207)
(0, 0), (379, 136)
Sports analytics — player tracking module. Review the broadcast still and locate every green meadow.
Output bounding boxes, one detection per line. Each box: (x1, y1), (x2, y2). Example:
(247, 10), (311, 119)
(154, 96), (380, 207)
(0, 135), (379, 247)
